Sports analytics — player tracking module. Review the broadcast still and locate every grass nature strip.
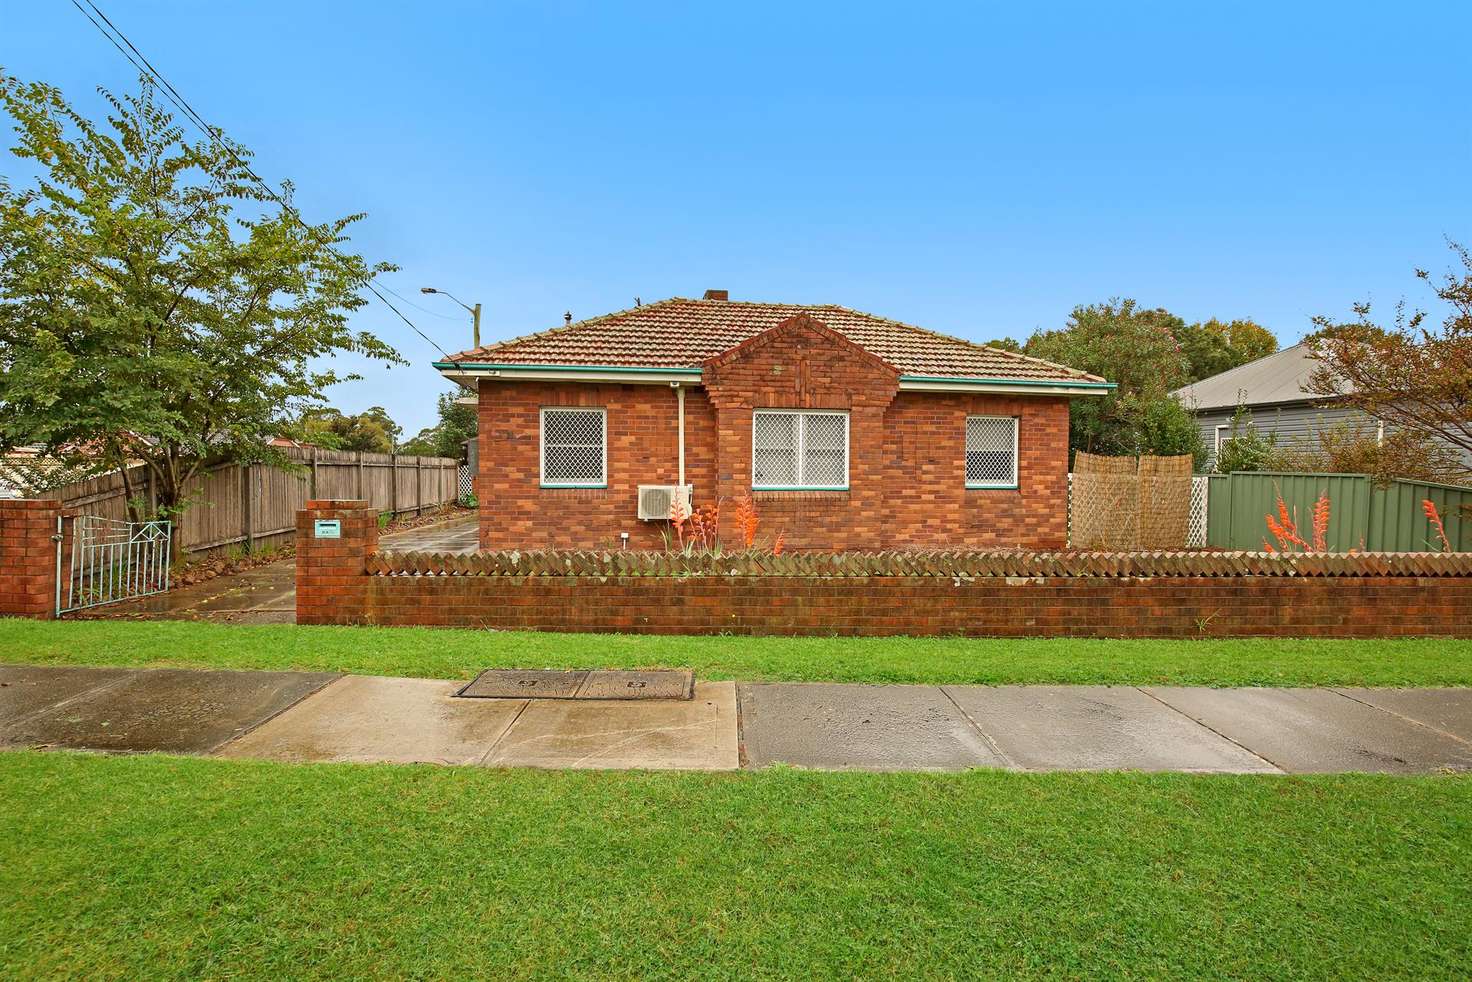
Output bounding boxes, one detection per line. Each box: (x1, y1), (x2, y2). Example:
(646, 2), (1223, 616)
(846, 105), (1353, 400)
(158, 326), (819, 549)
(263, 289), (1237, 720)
(3, 618), (1472, 687)
(2, 751), (1469, 979)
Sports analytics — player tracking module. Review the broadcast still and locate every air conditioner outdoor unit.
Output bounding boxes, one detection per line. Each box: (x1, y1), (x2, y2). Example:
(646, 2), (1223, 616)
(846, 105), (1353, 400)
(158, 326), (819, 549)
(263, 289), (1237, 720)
(637, 484), (693, 521)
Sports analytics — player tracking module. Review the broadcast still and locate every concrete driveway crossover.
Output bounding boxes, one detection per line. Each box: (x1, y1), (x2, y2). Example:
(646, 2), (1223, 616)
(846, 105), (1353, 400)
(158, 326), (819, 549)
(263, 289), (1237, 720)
(0, 665), (337, 754)
(220, 675), (526, 765)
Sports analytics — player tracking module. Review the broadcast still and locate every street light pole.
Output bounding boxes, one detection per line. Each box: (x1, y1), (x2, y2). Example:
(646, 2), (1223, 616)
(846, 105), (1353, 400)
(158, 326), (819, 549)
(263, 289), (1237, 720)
(420, 287), (482, 349)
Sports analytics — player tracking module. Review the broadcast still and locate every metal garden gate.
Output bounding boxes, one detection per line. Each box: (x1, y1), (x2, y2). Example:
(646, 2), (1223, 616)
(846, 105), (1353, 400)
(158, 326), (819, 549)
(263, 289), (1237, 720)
(57, 515), (173, 615)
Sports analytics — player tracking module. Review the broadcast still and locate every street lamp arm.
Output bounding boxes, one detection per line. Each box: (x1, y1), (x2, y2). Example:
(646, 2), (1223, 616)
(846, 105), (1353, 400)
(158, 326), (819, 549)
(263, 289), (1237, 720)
(420, 286), (475, 315)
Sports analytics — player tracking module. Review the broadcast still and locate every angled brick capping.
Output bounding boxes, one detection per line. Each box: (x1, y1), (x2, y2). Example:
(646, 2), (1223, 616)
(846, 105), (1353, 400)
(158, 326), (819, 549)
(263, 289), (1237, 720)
(0, 499), (63, 620)
(295, 504), (1472, 637)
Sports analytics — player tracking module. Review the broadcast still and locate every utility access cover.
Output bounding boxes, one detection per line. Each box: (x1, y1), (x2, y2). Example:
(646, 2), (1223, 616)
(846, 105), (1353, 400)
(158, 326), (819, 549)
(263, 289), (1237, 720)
(458, 669), (693, 701)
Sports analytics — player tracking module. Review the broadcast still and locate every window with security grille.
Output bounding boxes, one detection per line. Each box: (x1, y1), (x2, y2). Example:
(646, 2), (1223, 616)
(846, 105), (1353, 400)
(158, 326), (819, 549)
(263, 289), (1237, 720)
(966, 416), (1017, 488)
(541, 408), (606, 486)
(752, 410), (849, 489)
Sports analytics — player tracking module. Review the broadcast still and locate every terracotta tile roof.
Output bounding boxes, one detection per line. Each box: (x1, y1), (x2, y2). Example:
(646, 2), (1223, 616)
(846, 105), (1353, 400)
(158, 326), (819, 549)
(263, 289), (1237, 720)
(441, 297), (1105, 384)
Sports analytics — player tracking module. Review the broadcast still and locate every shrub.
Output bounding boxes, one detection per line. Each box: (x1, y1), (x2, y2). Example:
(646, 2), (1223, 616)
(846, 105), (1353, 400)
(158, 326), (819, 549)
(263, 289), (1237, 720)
(1214, 408), (1281, 474)
(1276, 422), (1468, 486)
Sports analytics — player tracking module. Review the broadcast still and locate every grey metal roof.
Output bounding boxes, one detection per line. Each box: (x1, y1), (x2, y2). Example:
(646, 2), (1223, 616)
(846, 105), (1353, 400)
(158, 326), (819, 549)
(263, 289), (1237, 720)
(1171, 343), (1348, 411)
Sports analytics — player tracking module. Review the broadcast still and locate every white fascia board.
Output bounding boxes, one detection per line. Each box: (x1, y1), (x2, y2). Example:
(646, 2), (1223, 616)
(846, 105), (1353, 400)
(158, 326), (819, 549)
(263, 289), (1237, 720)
(436, 365), (701, 386)
(898, 378), (1112, 397)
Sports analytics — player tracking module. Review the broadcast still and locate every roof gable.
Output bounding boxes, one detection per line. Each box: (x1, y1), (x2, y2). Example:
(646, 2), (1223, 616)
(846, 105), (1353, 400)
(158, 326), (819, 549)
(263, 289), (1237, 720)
(702, 312), (900, 378)
(440, 296), (1104, 386)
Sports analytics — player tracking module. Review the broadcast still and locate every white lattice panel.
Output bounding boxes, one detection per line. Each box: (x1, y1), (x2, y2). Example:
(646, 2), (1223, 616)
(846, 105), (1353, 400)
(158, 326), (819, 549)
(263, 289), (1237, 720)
(1188, 476), (1209, 547)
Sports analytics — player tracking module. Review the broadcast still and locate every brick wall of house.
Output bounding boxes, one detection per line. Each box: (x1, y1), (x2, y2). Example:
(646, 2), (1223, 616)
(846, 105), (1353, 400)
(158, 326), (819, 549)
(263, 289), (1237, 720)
(0, 499), (62, 619)
(475, 315), (1073, 551)
(476, 381), (719, 550)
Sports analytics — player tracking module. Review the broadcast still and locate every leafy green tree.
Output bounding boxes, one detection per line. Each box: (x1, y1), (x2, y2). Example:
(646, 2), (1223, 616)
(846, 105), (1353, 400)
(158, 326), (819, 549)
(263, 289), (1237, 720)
(301, 406), (401, 454)
(984, 336), (1024, 353)
(1022, 299), (1193, 460)
(1132, 396), (1207, 469)
(0, 74), (401, 517)
(397, 391), (476, 459)
(1176, 318), (1277, 382)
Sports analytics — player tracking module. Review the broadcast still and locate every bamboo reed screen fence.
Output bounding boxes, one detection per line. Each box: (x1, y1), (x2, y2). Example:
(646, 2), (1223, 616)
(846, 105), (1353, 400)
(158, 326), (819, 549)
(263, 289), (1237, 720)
(1070, 452), (1194, 549)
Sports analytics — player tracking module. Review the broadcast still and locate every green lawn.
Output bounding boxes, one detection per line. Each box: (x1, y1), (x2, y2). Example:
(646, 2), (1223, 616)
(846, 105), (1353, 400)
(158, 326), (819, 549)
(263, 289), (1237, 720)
(2, 751), (1468, 979)
(3, 618), (1472, 686)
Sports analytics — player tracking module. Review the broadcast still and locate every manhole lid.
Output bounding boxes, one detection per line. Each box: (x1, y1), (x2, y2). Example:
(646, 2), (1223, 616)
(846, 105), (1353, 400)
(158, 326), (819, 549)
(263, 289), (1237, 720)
(458, 670), (587, 699)
(577, 670), (694, 701)
(457, 669), (693, 701)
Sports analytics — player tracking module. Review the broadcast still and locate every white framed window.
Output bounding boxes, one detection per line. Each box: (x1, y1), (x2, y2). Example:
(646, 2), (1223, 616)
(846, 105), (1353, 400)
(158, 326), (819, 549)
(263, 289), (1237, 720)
(965, 416), (1018, 488)
(752, 410), (849, 490)
(1214, 424), (1230, 454)
(540, 408), (606, 487)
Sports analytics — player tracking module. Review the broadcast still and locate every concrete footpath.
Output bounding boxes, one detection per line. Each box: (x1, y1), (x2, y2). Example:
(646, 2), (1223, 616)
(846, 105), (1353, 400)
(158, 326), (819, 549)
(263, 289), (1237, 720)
(2, 664), (1471, 774)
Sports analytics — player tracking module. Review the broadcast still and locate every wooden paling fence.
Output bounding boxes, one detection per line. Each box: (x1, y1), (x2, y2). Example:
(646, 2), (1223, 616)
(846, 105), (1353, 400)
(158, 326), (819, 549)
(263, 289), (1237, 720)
(46, 447), (460, 555)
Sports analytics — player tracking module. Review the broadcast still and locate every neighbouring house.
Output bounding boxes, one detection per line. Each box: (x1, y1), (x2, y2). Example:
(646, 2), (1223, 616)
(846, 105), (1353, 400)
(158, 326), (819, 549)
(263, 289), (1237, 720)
(434, 291), (1112, 551)
(1172, 342), (1470, 470)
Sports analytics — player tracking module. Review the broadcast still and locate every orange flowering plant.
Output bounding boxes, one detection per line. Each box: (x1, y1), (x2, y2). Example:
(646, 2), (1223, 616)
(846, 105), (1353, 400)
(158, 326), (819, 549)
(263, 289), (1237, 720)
(1423, 499), (1453, 552)
(663, 493), (784, 555)
(1263, 489), (1331, 553)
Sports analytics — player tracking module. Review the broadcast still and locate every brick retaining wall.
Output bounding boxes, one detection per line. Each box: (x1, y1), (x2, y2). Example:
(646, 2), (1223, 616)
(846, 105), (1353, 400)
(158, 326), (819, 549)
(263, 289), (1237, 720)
(296, 501), (1472, 638)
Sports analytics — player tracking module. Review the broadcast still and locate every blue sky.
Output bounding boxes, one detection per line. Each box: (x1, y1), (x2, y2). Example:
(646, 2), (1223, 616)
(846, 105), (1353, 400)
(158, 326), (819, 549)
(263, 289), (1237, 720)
(7, 1), (1469, 434)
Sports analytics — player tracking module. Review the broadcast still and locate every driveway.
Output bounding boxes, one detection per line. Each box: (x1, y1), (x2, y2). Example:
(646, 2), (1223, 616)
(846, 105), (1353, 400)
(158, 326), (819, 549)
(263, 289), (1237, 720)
(76, 513), (479, 624)
(380, 515), (479, 553)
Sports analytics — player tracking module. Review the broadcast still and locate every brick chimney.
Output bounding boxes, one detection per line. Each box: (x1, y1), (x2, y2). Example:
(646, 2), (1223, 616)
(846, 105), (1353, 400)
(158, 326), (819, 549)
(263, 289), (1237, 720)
(702, 289), (728, 301)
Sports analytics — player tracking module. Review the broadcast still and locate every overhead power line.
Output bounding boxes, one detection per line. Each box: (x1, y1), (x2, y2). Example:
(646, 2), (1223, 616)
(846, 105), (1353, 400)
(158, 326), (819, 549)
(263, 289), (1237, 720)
(68, 0), (461, 365)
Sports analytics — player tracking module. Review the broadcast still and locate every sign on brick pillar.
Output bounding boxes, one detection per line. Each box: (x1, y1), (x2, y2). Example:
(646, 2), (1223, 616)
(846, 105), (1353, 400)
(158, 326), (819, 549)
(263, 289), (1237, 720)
(0, 499), (63, 619)
(295, 498), (377, 625)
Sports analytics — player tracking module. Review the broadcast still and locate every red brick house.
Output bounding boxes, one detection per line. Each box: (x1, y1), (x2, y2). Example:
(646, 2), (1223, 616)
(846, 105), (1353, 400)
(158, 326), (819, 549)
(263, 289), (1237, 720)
(435, 292), (1111, 551)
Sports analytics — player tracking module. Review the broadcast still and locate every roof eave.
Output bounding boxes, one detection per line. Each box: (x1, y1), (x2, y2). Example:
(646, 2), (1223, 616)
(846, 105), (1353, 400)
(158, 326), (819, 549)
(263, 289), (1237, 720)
(433, 362), (703, 385)
(897, 375), (1115, 397)
(434, 362), (1113, 395)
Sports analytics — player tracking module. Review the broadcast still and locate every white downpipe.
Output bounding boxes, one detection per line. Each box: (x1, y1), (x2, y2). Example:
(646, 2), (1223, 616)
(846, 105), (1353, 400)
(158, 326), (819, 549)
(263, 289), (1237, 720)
(676, 384), (686, 485)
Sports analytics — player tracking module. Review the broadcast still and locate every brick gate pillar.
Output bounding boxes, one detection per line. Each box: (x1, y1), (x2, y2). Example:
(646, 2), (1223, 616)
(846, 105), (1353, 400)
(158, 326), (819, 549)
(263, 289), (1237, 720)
(0, 499), (63, 620)
(296, 499), (377, 625)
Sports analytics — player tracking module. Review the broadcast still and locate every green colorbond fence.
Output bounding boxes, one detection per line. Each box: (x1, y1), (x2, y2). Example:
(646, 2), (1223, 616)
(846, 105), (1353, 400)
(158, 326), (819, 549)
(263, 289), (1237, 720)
(1206, 472), (1472, 552)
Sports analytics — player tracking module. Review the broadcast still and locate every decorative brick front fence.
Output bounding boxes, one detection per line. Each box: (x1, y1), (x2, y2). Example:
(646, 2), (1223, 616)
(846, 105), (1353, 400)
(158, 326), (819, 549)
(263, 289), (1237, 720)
(296, 500), (1472, 638)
